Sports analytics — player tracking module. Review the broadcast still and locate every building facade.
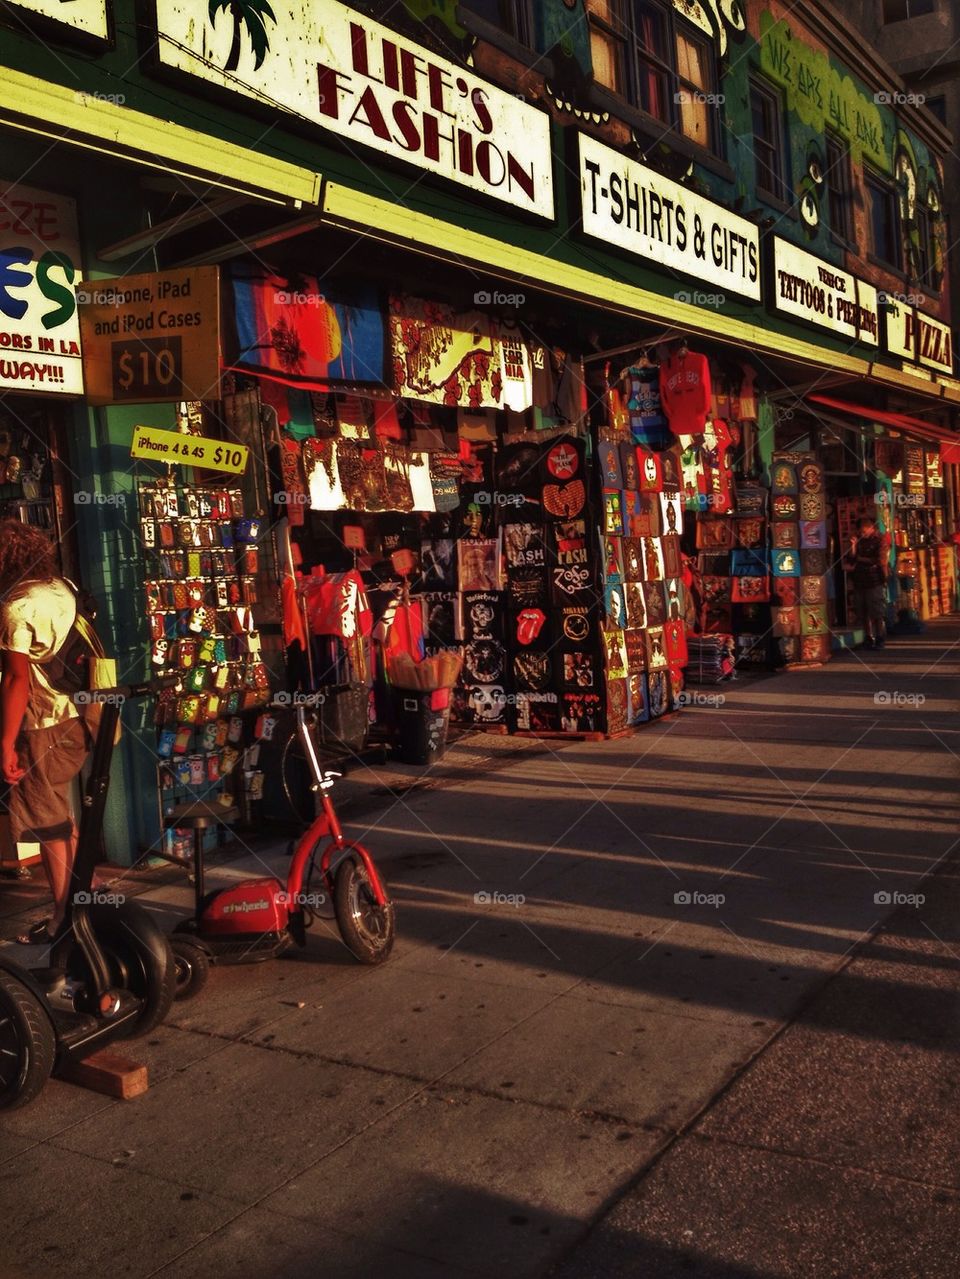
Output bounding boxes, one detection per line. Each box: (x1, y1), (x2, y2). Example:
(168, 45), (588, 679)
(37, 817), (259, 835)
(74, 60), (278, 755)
(843, 0), (960, 339)
(0, 0), (957, 862)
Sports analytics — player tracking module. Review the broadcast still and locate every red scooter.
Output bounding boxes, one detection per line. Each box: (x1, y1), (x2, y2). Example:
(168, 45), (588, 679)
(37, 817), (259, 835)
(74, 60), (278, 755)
(169, 705), (395, 999)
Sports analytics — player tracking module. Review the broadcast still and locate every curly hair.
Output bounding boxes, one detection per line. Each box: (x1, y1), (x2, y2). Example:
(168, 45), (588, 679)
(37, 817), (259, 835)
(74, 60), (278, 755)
(0, 519), (58, 598)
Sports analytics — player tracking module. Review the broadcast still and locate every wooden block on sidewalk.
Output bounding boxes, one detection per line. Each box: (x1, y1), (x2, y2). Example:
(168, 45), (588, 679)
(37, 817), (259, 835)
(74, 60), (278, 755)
(59, 1051), (148, 1100)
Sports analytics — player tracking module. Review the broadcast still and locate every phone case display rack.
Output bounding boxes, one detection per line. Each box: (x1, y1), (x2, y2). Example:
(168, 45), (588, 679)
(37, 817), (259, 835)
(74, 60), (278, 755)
(138, 480), (272, 853)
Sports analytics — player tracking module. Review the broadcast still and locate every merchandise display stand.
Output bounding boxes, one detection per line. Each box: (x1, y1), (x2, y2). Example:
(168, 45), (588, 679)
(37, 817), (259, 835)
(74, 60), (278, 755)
(138, 475), (272, 852)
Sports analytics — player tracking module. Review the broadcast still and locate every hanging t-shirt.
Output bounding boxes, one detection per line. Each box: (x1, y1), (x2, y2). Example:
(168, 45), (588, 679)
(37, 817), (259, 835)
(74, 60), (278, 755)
(304, 571), (372, 640)
(613, 363), (670, 447)
(526, 338), (585, 426)
(529, 339), (554, 409)
(304, 439), (346, 511)
(495, 320), (533, 412)
(553, 349), (586, 426)
(408, 451), (437, 512)
(625, 365), (665, 424)
(281, 576), (308, 651)
(660, 349), (711, 435)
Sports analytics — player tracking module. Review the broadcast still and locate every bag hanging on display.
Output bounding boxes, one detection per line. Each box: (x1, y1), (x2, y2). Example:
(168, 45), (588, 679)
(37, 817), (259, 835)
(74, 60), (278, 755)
(317, 683), (369, 752)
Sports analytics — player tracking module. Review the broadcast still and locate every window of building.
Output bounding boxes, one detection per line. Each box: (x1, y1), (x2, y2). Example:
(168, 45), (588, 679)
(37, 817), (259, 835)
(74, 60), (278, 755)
(925, 95), (947, 124)
(750, 78), (789, 203)
(633, 1), (671, 121)
(882, 0), (936, 22)
(587, 1), (720, 152)
(825, 134), (854, 243)
(865, 169), (901, 268)
(587, 0), (627, 96)
(675, 27), (716, 150)
(916, 204), (940, 289)
(462, 0), (532, 43)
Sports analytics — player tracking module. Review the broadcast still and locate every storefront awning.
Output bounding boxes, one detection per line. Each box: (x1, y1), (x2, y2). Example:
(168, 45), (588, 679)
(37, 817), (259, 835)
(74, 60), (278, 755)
(806, 394), (958, 447)
(0, 66), (321, 208)
(319, 182), (960, 410)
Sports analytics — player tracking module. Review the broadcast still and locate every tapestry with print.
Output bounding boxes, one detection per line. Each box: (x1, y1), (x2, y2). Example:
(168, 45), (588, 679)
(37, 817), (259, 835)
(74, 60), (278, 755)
(389, 295), (503, 408)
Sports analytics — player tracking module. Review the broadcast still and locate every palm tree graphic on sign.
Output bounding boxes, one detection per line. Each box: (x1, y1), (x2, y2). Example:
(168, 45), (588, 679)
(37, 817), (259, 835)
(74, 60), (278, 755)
(209, 0), (276, 73)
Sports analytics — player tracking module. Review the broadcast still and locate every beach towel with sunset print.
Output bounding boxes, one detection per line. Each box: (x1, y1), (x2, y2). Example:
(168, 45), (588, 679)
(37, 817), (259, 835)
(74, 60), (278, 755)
(226, 267), (385, 388)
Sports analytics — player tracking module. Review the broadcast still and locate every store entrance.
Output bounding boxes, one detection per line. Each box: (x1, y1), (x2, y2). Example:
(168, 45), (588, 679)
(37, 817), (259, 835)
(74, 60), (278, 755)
(0, 392), (82, 874)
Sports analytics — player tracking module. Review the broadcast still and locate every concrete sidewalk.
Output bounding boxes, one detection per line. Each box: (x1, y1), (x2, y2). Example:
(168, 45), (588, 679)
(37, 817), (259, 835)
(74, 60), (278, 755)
(0, 620), (957, 1278)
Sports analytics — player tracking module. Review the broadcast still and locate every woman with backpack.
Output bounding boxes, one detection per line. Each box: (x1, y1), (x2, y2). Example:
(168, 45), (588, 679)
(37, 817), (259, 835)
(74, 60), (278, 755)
(0, 520), (96, 945)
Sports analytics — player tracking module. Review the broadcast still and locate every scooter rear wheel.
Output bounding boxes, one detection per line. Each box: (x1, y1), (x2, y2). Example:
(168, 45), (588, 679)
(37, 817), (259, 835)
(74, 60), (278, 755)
(334, 859), (396, 965)
(170, 938), (210, 1001)
(0, 970), (56, 1111)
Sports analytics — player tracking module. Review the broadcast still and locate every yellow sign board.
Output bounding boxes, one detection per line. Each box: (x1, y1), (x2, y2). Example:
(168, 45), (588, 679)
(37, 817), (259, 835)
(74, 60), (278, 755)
(78, 266), (220, 405)
(131, 425), (248, 474)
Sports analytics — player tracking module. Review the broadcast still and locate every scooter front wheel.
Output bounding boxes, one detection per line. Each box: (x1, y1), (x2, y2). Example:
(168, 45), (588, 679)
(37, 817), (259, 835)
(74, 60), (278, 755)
(0, 970), (56, 1110)
(170, 938), (210, 1001)
(334, 858), (395, 965)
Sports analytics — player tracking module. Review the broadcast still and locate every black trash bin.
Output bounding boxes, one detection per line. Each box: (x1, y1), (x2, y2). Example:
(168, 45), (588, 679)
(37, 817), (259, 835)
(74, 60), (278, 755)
(394, 687), (451, 766)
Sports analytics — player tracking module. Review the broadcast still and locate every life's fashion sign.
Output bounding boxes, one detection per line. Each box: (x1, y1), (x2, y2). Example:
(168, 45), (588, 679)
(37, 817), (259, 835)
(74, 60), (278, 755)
(772, 238), (879, 346)
(154, 0), (554, 220)
(577, 133), (761, 302)
(0, 182), (84, 395)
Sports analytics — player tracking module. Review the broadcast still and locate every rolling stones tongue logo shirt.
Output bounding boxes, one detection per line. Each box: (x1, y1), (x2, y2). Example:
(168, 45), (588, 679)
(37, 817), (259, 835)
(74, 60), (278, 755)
(514, 608), (547, 646)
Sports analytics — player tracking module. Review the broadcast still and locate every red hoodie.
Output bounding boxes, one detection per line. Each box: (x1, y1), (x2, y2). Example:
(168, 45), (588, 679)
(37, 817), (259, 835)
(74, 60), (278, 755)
(660, 350), (711, 435)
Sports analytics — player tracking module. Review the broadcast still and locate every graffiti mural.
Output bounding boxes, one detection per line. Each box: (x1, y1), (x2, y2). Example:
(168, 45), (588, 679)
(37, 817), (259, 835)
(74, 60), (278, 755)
(759, 11), (887, 171)
(672, 0), (747, 60)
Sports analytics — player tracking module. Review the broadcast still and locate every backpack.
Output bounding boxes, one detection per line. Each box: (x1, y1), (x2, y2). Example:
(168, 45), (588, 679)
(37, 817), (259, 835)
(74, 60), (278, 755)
(35, 580), (108, 696)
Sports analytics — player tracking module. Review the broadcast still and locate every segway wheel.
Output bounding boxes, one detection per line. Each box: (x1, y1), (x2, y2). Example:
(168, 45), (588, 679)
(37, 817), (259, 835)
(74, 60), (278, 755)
(334, 858), (396, 965)
(68, 901), (176, 1039)
(0, 970), (56, 1110)
(170, 938), (210, 1001)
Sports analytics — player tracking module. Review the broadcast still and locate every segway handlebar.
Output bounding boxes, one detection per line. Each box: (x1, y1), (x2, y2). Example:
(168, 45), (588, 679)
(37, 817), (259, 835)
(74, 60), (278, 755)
(74, 672), (184, 705)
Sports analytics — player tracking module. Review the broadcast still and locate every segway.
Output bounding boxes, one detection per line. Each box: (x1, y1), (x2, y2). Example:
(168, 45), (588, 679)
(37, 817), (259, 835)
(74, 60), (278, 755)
(0, 681), (176, 1110)
(168, 703), (395, 999)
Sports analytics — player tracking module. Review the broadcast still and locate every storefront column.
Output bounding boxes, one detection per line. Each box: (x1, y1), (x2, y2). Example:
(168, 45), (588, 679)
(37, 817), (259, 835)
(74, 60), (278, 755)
(68, 399), (176, 862)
